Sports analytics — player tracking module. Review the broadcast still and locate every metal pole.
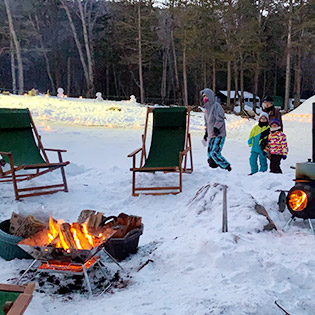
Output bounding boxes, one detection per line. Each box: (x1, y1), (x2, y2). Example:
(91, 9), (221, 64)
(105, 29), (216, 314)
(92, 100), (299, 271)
(308, 219), (315, 235)
(15, 259), (38, 284)
(283, 217), (294, 231)
(82, 265), (93, 298)
(102, 248), (124, 270)
(222, 185), (228, 232)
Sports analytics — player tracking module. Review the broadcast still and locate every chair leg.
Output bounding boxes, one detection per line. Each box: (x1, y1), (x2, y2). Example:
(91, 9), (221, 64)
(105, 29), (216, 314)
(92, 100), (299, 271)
(58, 152), (68, 192)
(179, 155), (183, 193)
(61, 166), (68, 192)
(8, 155), (19, 200)
(132, 170), (136, 196)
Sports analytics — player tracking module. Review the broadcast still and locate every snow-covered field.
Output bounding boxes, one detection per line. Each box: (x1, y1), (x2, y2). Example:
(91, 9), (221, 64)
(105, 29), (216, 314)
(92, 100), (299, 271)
(0, 94), (315, 314)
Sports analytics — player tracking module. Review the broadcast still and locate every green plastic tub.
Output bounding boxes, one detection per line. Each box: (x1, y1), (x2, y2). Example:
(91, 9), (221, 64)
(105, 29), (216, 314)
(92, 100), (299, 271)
(0, 220), (32, 261)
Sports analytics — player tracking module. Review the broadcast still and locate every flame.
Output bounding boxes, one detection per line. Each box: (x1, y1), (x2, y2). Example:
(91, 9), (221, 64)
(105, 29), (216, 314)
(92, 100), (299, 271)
(288, 190), (308, 211)
(82, 223), (94, 246)
(70, 228), (83, 249)
(46, 216), (100, 251)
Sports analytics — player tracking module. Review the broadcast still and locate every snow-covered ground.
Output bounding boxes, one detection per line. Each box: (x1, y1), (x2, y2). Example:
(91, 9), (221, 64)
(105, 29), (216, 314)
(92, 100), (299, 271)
(0, 94), (315, 314)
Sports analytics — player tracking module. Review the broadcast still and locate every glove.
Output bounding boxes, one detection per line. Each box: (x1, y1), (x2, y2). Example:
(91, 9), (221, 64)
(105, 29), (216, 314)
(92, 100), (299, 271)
(213, 127), (220, 136)
(203, 130), (208, 141)
(282, 155), (287, 160)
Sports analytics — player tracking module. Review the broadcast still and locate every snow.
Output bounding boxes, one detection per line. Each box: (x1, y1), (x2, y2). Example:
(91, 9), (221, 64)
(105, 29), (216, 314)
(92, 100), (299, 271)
(0, 94), (314, 314)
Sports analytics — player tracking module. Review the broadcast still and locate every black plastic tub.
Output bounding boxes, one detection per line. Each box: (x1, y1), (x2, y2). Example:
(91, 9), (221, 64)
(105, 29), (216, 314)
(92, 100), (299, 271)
(0, 220), (32, 261)
(105, 224), (143, 261)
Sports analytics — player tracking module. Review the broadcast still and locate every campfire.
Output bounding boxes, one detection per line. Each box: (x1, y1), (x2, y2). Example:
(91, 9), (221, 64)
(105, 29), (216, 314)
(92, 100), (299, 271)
(18, 211), (117, 263)
(13, 211), (142, 296)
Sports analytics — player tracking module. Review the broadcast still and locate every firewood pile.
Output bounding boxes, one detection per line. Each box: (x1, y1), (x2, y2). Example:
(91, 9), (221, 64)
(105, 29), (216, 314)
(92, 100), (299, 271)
(9, 212), (47, 238)
(8, 211), (142, 240)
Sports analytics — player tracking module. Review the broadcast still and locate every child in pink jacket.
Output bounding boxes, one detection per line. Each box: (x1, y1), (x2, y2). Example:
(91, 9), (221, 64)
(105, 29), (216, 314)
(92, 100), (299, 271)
(266, 119), (288, 173)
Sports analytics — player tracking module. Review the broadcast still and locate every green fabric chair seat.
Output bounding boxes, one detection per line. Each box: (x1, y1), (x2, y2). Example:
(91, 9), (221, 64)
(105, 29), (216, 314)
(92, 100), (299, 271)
(0, 109), (46, 166)
(0, 291), (20, 315)
(143, 107), (187, 168)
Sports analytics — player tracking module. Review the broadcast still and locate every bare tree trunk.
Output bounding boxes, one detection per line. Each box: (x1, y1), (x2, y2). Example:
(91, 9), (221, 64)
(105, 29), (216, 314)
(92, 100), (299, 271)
(202, 60), (206, 88)
(294, 45), (302, 108)
(161, 49), (167, 103)
(183, 45), (188, 106)
(233, 60), (238, 106)
(31, 14), (56, 95)
(67, 57), (71, 96)
(240, 53), (244, 112)
(113, 65), (118, 96)
(273, 59), (277, 95)
(77, 0), (94, 96)
(138, 4), (144, 103)
(171, 31), (179, 96)
(253, 60), (259, 112)
(4, 0), (23, 95)
(263, 69), (267, 98)
(10, 38), (16, 94)
(60, 0), (90, 97)
(106, 64), (109, 97)
(212, 58), (216, 93)
(227, 60), (231, 109)
(284, 0), (293, 112)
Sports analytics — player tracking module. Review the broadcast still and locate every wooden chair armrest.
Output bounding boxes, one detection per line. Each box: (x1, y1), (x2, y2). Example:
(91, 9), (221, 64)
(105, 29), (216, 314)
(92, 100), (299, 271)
(0, 151), (12, 156)
(44, 148), (67, 153)
(128, 148), (142, 157)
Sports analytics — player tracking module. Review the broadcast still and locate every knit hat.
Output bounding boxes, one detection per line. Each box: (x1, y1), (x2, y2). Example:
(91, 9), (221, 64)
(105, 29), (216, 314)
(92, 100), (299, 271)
(270, 118), (281, 127)
(264, 95), (274, 103)
(259, 112), (269, 120)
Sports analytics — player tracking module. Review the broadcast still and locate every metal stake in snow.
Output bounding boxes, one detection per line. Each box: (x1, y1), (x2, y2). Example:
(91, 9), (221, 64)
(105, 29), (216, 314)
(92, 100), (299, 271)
(222, 185), (228, 232)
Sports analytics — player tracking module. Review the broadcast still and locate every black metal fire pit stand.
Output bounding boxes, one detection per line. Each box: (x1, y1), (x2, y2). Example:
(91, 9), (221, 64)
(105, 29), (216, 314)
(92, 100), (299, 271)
(283, 216), (315, 235)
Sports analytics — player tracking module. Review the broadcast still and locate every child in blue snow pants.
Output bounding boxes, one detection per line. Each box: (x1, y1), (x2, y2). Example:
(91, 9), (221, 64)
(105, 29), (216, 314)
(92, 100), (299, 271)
(248, 112), (270, 175)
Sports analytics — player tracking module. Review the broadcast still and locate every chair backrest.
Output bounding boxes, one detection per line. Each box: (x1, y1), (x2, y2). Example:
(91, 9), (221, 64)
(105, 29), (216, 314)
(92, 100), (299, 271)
(0, 108), (46, 165)
(144, 107), (187, 168)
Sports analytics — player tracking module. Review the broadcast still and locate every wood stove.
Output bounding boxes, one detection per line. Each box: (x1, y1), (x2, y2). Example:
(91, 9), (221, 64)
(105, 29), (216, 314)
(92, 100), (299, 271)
(285, 102), (315, 233)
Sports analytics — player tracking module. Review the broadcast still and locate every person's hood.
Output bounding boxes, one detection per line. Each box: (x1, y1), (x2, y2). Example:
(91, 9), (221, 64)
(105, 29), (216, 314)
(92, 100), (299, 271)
(200, 88), (215, 111)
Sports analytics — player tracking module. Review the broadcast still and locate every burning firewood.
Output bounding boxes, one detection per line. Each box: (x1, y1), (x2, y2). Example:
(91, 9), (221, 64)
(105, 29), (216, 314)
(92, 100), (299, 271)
(11, 213), (47, 238)
(71, 223), (93, 250)
(59, 223), (77, 250)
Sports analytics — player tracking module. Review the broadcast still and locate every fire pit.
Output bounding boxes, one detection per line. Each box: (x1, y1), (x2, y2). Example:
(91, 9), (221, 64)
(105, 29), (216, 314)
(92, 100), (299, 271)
(16, 216), (123, 297)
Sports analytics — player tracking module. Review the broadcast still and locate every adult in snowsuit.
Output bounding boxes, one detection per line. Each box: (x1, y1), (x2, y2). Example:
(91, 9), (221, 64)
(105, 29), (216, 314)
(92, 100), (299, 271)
(263, 96), (283, 130)
(201, 88), (231, 171)
(248, 112), (270, 175)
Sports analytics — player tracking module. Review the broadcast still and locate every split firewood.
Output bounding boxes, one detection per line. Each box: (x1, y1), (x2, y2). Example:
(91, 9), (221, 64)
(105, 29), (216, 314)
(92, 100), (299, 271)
(59, 223), (77, 250)
(71, 223), (93, 250)
(94, 212), (104, 228)
(77, 210), (96, 225)
(117, 213), (130, 226)
(112, 225), (129, 238)
(127, 216), (142, 232)
(13, 215), (47, 238)
(9, 212), (26, 235)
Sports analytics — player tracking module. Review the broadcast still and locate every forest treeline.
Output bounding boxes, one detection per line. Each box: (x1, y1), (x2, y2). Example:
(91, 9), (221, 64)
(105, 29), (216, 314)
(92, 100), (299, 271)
(0, 0), (314, 111)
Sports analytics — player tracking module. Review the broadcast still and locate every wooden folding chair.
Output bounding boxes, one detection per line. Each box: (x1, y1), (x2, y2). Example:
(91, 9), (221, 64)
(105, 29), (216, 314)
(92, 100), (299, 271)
(0, 108), (69, 200)
(128, 106), (193, 196)
(0, 282), (35, 315)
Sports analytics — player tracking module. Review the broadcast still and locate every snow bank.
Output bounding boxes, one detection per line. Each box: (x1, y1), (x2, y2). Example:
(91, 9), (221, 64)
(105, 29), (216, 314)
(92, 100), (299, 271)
(289, 95), (315, 115)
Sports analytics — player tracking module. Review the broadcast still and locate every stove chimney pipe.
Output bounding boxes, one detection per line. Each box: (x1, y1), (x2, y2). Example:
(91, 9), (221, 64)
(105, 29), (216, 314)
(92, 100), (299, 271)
(313, 102), (315, 162)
